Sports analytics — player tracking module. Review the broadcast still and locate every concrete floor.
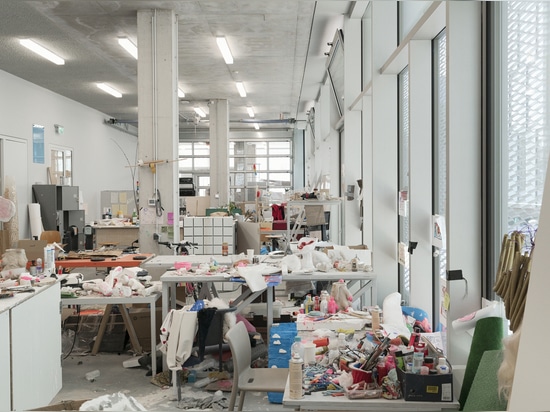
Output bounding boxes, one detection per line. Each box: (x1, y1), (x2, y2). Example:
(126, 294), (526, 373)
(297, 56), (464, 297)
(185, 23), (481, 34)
(51, 351), (289, 411)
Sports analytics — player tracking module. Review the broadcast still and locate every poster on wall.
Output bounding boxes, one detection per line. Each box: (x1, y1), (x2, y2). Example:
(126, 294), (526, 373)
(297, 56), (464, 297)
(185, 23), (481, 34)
(398, 241), (409, 268)
(32, 124), (45, 164)
(432, 214), (446, 249)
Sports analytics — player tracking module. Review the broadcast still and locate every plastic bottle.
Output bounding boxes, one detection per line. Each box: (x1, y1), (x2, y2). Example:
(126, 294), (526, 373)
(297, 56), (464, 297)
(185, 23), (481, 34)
(319, 295), (328, 314)
(436, 357), (449, 374)
(371, 306), (381, 330)
(36, 257), (43, 274)
(337, 332), (346, 350)
(351, 255), (358, 272)
(327, 296), (338, 314)
(291, 335), (305, 359)
(132, 209), (138, 224)
(288, 353), (304, 399)
(85, 369), (100, 381)
(412, 350), (424, 374)
(304, 295), (312, 314)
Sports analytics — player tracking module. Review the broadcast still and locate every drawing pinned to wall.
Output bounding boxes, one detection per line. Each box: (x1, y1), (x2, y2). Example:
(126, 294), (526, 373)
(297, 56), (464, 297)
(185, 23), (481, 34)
(432, 214), (446, 249)
(32, 124), (45, 164)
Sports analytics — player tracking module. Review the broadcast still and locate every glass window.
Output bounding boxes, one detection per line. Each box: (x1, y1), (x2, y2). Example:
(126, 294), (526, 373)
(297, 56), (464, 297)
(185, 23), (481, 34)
(433, 29), (447, 332)
(398, 66), (410, 306)
(503, 1), (549, 253)
(229, 139), (293, 202)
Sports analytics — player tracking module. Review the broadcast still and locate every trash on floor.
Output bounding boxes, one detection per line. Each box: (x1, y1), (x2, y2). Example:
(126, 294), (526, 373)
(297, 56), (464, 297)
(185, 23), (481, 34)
(79, 392), (146, 411)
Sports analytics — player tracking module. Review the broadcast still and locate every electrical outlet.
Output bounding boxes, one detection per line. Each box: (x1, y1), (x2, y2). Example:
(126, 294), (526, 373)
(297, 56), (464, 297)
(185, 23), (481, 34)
(148, 198), (156, 207)
(153, 233), (160, 241)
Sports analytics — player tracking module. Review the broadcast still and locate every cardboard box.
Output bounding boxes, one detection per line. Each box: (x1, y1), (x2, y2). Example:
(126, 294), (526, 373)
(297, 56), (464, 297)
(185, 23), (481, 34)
(30, 399), (88, 411)
(17, 239), (48, 262)
(397, 367), (453, 402)
(129, 307), (163, 352)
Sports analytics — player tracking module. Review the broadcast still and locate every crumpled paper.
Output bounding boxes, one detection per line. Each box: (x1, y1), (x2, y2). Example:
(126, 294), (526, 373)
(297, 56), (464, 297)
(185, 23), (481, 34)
(79, 392), (146, 411)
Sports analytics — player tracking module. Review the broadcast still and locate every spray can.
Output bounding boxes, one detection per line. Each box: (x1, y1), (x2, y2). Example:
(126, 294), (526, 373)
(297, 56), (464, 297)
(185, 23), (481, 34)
(288, 353), (304, 399)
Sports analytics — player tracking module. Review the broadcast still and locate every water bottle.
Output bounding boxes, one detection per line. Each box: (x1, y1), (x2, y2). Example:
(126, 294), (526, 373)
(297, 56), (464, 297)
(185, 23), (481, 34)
(288, 353), (304, 399)
(291, 335), (304, 360)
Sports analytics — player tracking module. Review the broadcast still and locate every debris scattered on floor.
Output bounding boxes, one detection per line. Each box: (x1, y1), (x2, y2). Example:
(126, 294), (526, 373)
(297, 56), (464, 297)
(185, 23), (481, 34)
(177, 389), (228, 410)
(79, 392), (146, 411)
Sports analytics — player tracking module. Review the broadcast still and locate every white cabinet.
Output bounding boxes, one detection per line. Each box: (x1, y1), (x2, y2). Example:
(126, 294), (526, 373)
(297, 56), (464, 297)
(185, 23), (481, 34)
(181, 216), (235, 254)
(0, 311), (10, 411)
(2, 282), (62, 411)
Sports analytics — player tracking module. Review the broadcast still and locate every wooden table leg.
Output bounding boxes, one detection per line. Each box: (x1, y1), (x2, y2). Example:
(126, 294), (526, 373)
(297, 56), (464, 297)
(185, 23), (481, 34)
(119, 304), (143, 354)
(92, 304), (113, 355)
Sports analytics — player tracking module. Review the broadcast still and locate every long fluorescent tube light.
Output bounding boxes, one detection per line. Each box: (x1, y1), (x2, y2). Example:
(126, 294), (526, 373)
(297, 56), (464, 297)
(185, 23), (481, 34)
(216, 37), (234, 64)
(194, 107), (206, 118)
(254, 123), (260, 130)
(178, 88), (185, 98)
(235, 82), (247, 97)
(96, 83), (122, 98)
(118, 37), (138, 59)
(246, 106), (255, 118)
(19, 39), (64, 65)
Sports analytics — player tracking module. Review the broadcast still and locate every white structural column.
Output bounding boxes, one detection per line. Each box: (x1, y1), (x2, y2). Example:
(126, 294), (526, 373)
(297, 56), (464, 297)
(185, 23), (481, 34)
(209, 99), (230, 206)
(343, 14), (362, 245)
(445, 1), (482, 366)
(408, 39), (433, 318)
(137, 9), (180, 252)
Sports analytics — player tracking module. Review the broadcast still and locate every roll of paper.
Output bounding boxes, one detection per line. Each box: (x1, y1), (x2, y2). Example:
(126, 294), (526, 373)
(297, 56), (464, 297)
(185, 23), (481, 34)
(29, 203), (44, 239)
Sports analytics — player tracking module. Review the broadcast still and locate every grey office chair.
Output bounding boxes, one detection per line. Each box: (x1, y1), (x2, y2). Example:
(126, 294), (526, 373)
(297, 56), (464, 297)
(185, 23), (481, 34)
(226, 321), (288, 411)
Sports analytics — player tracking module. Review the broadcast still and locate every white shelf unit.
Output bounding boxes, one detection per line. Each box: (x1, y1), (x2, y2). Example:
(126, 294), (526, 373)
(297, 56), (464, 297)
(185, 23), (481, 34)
(182, 216), (235, 255)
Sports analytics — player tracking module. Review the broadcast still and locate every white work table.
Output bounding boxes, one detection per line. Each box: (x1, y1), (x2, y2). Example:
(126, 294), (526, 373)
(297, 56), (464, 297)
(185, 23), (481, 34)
(160, 265), (376, 342)
(62, 291), (162, 376)
(282, 379), (460, 411)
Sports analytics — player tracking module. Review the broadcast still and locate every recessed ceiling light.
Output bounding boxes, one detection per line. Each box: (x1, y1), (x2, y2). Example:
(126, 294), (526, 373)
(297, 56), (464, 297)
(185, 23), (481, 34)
(178, 88), (185, 98)
(246, 107), (255, 118)
(19, 39), (64, 65)
(235, 82), (247, 97)
(118, 37), (138, 59)
(194, 107), (206, 118)
(216, 37), (234, 65)
(96, 83), (122, 98)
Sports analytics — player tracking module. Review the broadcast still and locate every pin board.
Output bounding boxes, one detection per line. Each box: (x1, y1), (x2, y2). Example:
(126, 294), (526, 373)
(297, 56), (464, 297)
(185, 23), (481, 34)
(100, 190), (137, 218)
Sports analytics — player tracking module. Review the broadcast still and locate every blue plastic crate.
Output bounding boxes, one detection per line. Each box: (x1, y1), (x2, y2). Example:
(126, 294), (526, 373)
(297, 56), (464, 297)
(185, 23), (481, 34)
(268, 322), (296, 403)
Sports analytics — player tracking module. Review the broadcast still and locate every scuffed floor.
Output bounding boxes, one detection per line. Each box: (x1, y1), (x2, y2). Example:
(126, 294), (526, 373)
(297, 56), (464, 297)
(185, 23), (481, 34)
(51, 352), (288, 411)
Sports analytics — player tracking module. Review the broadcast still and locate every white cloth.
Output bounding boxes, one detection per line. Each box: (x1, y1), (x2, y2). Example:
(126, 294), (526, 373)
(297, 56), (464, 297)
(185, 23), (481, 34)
(159, 309), (198, 371)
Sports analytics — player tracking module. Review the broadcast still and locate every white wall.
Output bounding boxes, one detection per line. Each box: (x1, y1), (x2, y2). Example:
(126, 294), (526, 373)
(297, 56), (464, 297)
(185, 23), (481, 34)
(0, 69), (137, 239)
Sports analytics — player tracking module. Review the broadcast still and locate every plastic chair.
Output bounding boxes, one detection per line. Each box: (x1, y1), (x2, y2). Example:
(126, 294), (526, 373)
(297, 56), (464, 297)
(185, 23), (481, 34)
(226, 321), (288, 411)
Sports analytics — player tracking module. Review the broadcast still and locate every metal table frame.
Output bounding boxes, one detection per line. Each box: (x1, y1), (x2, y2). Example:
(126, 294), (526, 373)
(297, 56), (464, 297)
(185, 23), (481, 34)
(61, 291), (161, 375)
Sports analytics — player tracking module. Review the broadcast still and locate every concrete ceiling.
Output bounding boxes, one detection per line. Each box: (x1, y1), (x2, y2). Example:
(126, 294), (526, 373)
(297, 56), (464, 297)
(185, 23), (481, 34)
(0, 0), (352, 131)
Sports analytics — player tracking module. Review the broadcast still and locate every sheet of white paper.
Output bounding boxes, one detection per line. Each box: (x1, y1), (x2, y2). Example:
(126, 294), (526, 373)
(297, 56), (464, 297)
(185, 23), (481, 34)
(237, 264), (276, 292)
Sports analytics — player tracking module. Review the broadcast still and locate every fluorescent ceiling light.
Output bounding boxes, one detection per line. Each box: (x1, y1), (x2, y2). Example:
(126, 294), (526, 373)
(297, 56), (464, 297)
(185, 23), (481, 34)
(216, 37), (234, 64)
(178, 88), (185, 98)
(19, 39), (64, 65)
(254, 123), (260, 130)
(118, 37), (138, 59)
(96, 83), (122, 98)
(246, 106), (255, 118)
(194, 107), (206, 118)
(235, 82), (247, 97)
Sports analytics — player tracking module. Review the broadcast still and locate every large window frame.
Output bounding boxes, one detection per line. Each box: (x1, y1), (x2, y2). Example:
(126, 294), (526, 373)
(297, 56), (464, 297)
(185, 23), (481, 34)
(487, 1), (549, 296)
